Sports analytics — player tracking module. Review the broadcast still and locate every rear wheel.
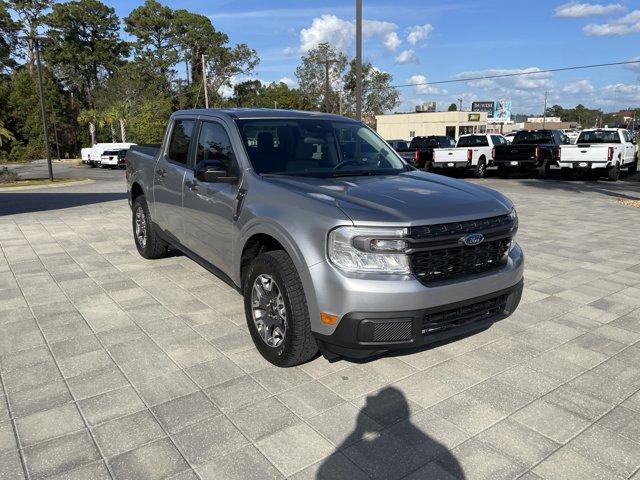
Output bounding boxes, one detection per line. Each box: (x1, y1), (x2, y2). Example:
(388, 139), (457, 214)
(473, 158), (486, 178)
(608, 163), (620, 182)
(132, 195), (169, 259)
(244, 250), (318, 367)
(536, 161), (550, 179)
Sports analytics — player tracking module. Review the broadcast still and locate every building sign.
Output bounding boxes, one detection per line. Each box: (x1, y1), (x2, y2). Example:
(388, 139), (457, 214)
(468, 113), (481, 122)
(472, 101), (495, 114)
(490, 100), (512, 123)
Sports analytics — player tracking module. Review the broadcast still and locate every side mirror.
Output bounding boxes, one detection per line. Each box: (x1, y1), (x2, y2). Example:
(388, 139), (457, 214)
(195, 160), (237, 183)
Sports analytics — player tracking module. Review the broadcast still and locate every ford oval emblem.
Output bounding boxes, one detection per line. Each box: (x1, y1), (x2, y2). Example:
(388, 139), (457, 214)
(461, 233), (484, 247)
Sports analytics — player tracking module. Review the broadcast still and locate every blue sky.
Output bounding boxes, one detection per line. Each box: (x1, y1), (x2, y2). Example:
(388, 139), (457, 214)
(110, 0), (640, 113)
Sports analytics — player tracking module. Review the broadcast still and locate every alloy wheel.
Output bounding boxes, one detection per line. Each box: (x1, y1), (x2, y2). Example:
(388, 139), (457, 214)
(251, 274), (287, 348)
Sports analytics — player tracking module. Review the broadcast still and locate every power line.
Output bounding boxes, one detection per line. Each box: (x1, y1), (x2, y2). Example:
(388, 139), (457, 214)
(392, 60), (640, 89)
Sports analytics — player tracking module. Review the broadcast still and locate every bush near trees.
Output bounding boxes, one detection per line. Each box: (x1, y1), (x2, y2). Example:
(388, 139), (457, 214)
(0, 0), (402, 162)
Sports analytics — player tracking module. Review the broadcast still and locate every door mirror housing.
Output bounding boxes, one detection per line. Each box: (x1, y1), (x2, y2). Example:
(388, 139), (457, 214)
(195, 160), (237, 183)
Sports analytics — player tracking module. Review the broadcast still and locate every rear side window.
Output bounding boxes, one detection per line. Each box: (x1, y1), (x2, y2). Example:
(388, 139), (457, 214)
(457, 135), (489, 147)
(196, 122), (236, 172)
(168, 120), (195, 165)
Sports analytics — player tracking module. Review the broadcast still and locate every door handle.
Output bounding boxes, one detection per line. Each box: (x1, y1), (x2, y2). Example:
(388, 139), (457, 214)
(185, 179), (198, 191)
(156, 168), (167, 178)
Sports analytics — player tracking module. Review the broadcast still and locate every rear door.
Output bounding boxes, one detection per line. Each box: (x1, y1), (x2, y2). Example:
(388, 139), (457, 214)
(181, 119), (240, 276)
(153, 118), (195, 240)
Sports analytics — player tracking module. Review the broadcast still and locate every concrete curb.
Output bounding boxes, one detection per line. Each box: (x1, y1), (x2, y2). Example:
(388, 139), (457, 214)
(0, 178), (95, 192)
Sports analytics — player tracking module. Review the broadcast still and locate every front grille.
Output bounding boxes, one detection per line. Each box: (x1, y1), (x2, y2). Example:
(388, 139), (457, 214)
(422, 294), (508, 334)
(371, 321), (413, 342)
(410, 214), (512, 240)
(410, 238), (510, 284)
(407, 214), (515, 285)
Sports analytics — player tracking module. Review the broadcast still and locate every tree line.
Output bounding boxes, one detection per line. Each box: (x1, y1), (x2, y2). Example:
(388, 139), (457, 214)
(0, 0), (400, 162)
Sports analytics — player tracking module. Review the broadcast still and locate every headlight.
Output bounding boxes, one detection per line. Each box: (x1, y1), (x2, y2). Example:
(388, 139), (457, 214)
(508, 208), (518, 251)
(328, 226), (411, 274)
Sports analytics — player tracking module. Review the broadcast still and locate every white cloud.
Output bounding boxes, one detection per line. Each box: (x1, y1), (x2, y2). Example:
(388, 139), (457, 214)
(394, 49), (419, 65)
(384, 32), (401, 52)
(561, 79), (595, 95)
(406, 24), (434, 45)
(282, 46), (296, 57)
(554, 2), (626, 18)
(583, 9), (640, 35)
(277, 76), (298, 88)
(407, 74), (445, 95)
(601, 83), (640, 102)
(300, 14), (353, 52)
(298, 14), (399, 53)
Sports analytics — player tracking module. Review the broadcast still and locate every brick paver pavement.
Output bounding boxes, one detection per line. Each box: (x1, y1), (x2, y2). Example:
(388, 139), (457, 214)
(1, 172), (640, 479)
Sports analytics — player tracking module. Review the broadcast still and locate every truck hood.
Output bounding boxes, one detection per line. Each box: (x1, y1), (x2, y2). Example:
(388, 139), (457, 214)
(264, 171), (512, 225)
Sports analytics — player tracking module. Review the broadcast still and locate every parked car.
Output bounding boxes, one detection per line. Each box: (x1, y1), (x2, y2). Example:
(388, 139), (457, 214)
(493, 129), (568, 178)
(100, 149), (129, 169)
(395, 136), (456, 169)
(559, 128), (637, 181)
(386, 139), (409, 152)
(126, 109), (524, 366)
(432, 134), (508, 178)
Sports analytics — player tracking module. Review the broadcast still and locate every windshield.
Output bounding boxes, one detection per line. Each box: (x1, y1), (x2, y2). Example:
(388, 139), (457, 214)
(512, 131), (554, 145)
(457, 135), (489, 147)
(577, 130), (620, 144)
(235, 119), (407, 177)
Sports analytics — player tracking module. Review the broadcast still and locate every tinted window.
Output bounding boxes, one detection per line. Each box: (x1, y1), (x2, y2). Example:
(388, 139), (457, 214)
(576, 130), (621, 144)
(457, 135), (489, 147)
(168, 120), (195, 165)
(197, 122), (236, 172)
(512, 131), (554, 145)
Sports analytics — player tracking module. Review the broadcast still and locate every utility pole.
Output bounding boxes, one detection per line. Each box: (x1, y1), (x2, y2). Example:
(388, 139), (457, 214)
(317, 59), (338, 113)
(20, 36), (53, 181)
(542, 91), (548, 129)
(355, 0), (363, 121)
(202, 54), (209, 109)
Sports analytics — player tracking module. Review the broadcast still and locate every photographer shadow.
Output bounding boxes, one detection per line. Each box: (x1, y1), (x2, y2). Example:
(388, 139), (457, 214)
(316, 386), (465, 479)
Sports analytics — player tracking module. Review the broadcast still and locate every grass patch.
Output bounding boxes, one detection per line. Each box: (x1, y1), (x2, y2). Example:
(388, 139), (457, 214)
(617, 198), (640, 209)
(0, 172), (87, 188)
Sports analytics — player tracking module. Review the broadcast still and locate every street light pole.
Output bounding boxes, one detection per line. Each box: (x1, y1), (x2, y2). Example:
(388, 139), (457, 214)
(355, 0), (362, 121)
(542, 91), (548, 129)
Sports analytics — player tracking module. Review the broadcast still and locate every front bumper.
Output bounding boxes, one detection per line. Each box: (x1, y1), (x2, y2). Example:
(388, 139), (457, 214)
(306, 243), (524, 358)
(314, 279), (523, 359)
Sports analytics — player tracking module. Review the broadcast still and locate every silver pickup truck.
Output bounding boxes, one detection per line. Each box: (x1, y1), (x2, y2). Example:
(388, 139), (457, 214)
(126, 109), (524, 367)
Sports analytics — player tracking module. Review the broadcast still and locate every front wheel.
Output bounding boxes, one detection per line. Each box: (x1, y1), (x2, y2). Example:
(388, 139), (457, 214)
(243, 251), (318, 367)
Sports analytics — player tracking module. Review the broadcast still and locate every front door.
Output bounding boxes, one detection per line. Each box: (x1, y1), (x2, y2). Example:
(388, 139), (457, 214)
(153, 119), (195, 241)
(182, 120), (239, 277)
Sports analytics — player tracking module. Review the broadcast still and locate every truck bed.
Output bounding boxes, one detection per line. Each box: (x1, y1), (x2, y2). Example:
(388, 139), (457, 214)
(560, 144), (616, 163)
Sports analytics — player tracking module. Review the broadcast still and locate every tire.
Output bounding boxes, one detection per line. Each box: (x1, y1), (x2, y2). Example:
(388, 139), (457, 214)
(536, 161), (549, 179)
(473, 158), (486, 178)
(243, 250), (318, 367)
(89, 163), (96, 168)
(497, 166), (509, 178)
(132, 195), (168, 259)
(608, 163), (620, 182)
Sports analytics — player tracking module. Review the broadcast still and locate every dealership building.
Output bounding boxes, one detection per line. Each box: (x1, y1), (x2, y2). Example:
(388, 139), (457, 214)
(375, 110), (489, 140)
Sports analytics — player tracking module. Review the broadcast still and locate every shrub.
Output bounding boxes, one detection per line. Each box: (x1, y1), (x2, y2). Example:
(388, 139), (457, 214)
(0, 166), (21, 183)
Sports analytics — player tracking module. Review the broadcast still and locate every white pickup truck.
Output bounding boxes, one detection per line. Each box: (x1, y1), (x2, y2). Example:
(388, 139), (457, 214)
(432, 134), (508, 178)
(559, 128), (637, 181)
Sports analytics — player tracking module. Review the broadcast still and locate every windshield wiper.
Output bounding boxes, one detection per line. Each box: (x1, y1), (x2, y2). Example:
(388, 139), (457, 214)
(330, 170), (392, 178)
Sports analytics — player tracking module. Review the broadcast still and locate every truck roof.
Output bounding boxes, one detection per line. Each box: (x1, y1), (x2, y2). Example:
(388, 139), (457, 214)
(171, 108), (358, 122)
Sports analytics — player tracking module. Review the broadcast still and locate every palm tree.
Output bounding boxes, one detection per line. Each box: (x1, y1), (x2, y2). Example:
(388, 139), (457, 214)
(77, 109), (99, 146)
(0, 121), (15, 147)
(101, 107), (119, 143)
(110, 102), (130, 142)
